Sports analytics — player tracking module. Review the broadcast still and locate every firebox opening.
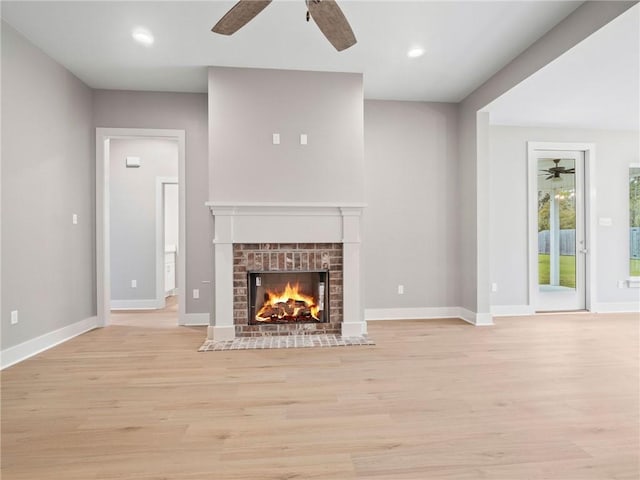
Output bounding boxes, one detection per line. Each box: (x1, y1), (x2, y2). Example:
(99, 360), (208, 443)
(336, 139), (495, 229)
(248, 271), (329, 325)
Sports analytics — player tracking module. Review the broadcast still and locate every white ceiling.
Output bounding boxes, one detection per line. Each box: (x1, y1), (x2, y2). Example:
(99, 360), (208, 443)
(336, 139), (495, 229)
(488, 4), (639, 131)
(1, 0), (584, 102)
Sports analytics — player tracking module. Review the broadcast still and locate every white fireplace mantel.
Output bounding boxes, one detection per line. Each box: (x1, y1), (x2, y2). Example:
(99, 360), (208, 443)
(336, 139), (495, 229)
(206, 201), (366, 244)
(206, 201), (366, 340)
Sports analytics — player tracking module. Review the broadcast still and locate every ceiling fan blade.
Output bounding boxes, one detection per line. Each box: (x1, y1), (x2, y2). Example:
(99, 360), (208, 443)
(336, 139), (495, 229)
(564, 169), (575, 173)
(307, 0), (357, 51)
(212, 0), (272, 35)
(546, 175), (554, 180)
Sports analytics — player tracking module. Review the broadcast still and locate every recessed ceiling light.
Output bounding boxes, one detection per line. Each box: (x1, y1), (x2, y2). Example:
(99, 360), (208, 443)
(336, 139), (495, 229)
(132, 28), (154, 46)
(407, 47), (425, 58)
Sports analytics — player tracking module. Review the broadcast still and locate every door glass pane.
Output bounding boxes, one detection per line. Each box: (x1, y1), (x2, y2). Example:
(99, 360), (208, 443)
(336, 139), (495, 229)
(538, 158), (576, 292)
(630, 166), (640, 276)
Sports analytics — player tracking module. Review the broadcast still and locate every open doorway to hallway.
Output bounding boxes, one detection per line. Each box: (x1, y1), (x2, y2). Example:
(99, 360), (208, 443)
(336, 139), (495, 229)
(96, 127), (186, 328)
(108, 137), (179, 324)
(110, 295), (179, 328)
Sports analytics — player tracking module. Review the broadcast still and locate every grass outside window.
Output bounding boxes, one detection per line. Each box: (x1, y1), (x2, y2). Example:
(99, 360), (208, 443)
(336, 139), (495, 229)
(538, 254), (576, 288)
(630, 258), (640, 277)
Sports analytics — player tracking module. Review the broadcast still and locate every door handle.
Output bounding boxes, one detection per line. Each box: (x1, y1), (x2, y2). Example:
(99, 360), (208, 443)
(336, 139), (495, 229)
(579, 248), (588, 254)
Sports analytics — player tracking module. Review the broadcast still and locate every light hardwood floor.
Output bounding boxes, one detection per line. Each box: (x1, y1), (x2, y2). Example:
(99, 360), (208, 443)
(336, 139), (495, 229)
(2, 312), (638, 479)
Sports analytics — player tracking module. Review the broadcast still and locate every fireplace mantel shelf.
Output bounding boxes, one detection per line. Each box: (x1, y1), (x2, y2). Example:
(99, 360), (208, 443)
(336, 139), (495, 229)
(205, 201), (367, 208)
(206, 201), (366, 217)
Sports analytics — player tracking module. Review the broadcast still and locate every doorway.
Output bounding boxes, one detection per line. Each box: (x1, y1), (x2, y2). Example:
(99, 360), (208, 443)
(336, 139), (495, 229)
(528, 142), (596, 312)
(96, 128), (186, 327)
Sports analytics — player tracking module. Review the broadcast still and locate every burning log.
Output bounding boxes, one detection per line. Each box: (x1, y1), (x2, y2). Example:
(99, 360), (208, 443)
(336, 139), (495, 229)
(255, 282), (321, 323)
(256, 302), (315, 322)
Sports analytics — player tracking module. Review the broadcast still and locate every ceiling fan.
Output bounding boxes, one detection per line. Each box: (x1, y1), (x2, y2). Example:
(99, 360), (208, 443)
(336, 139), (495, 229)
(211, 0), (357, 52)
(539, 159), (575, 180)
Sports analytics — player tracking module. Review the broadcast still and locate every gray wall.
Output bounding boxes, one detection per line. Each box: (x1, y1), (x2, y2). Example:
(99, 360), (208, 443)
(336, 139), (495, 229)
(1, 22), (94, 349)
(457, 1), (636, 316)
(208, 67), (364, 203)
(109, 138), (178, 303)
(363, 100), (460, 309)
(490, 125), (640, 307)
(93, 90), (211, 314)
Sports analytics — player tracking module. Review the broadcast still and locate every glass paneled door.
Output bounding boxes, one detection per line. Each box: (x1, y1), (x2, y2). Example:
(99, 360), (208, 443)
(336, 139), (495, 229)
(534, 150), (586, 311)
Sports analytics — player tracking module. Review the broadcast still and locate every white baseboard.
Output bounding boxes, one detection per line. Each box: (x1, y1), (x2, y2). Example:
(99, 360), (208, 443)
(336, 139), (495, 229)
(365, 307), (460, 321)
(366, 306), (494, 326)
(181, 313), (209, 326)
(474, 312), (494, 326)
(459, 308), (494, 326)
(110, 299), (162, 310)
(458, 308), (475, 325)
(491, 304), (536, 316)
(1, 316), (98, 370)
(591, 302), (640, 313)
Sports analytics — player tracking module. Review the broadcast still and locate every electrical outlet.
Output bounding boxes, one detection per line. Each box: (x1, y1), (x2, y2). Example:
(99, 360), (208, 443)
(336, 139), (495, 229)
(131, 279), (137, 288)
(72, 214), (78, 225)
(397, 285), (404, 295)
(617, 280), (626, 289)
(491, 283), (498, 293)
(11, 310), (18, 325)
(193, 288), (200, 299)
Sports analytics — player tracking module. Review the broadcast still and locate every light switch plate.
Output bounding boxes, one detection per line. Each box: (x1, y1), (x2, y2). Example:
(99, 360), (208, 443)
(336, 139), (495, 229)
(126, 156), (141, 168)
(272, 133), (280, 145)
(300, 134), (308, 145)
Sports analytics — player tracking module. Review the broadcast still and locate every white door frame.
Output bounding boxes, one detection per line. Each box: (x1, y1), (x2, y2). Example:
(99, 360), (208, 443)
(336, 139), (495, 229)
(96, 128), (186, 327)
(527, 141), (597, 312)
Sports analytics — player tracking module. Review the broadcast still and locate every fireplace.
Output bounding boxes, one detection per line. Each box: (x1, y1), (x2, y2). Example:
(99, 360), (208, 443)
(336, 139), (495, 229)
(233, 243), (342, 336)
(207, 203), (366, 341)
(249, 271), (329, 324)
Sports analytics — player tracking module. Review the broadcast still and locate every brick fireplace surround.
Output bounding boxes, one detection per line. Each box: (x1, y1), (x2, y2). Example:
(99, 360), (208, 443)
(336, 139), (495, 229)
(206, 203), (366, 341)
(233, 243), (343, 337)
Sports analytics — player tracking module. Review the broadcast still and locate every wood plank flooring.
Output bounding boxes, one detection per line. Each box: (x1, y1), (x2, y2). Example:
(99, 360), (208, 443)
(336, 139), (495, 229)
(2, 312), (638, 479)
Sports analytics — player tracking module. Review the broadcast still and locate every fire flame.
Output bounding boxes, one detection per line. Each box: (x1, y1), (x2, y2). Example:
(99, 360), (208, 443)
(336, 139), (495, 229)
(256, 282), (320, 322)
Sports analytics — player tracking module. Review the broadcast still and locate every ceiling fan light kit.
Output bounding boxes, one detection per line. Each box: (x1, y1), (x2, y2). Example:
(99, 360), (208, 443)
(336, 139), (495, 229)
(212, 0), (357, 52)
